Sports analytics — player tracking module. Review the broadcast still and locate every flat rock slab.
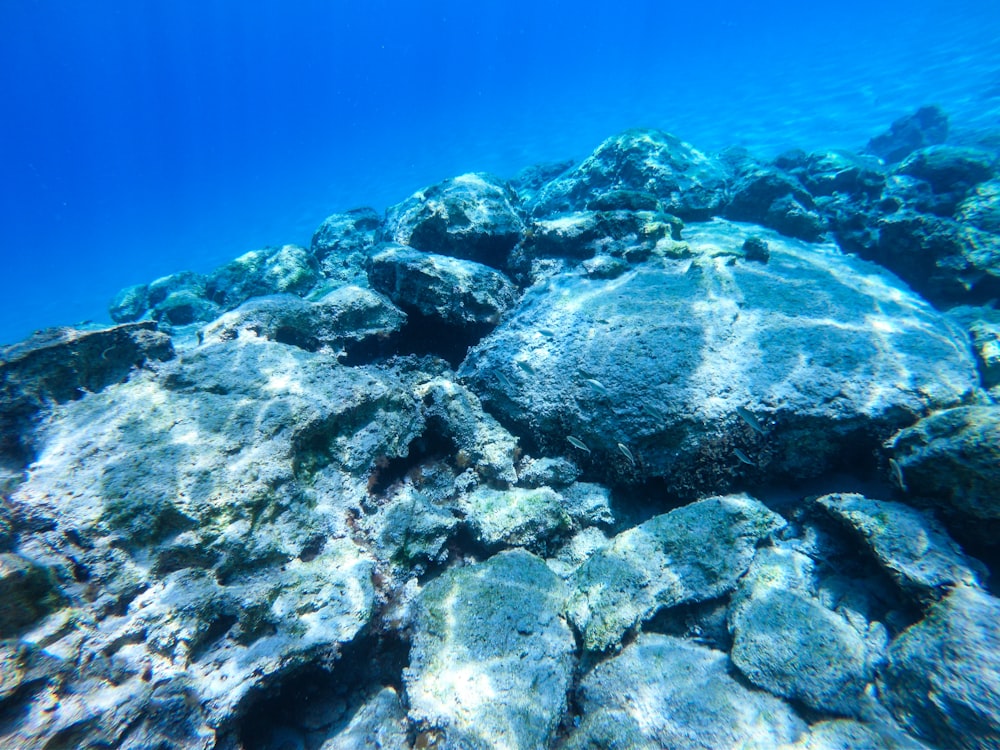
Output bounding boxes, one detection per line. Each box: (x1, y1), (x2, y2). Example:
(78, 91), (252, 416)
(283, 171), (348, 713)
(882, 585), (1000, 750)
(564, 634), (806, 750)
(815, 492), (986, 602)
(404, 549), (574, 750)
(566, 493), (784, 652)
(460, 220), (978, 494)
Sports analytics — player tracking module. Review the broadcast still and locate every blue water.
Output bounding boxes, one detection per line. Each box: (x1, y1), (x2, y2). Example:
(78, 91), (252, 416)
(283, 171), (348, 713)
(2, 0), (999, 346)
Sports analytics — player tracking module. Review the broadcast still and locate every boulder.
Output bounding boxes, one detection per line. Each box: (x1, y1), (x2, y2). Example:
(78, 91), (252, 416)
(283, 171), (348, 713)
(318, 687), (409, 750)
(518, 210), (686, 264)
(368, 243), (517, 328)
(459, 220), (978, 494)
(205, 244), (319, 309)
(566, 493), (783, 652)
(146, 270), (221, 328)
(946, 305), (1000, 391)
(814, 493), (986, 603)
(310, 206), (383, 287)
(527, 128), (730, 220)
(728, 547), (887, 716)
(896, 145), (997, 196)
(381, 173), (525, 268)
(779, 719), (932, 749)
(724, 167), (826, 241)
(563, 634), (807, 750)
(866, 106), (949, 164)
(404, 549), (574, 750)
(956, 178), (1000, 233)
(882, 585), (1000, 749)
(890, 405), (1000, 526)
(198, 287), (405, 356)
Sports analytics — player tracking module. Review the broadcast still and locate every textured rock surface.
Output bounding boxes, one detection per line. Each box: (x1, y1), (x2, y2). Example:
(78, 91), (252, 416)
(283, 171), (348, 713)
(815, 493), (986, 602)
(566, 493), (783, 651)
(460, 220), (977, 494)
(866, 106), (949, 164)
(369, 243), (518, 327)
(728, 547), (886, 716)
(890, 405), (1000, 525)
(564, 634), (807, 750)
(381, 173), (525, 268)
(198, 287), (406, 354)
(527, 129), (730, 220)
(882, 585), (1000, 749)
(404, 549), (574, 750)
(310, 206), (383, 288)
(778, 719), (932, 750)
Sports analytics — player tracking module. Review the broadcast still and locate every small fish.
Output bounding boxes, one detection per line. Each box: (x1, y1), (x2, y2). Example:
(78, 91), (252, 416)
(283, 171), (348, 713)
(496, 371), (514, 390)
(538, 328), (556, 338)
(889, 458), (908, 492)
(733, 448), (755, 466)
(515, 359), (535, 374)
(735, 406), (767, 436)
(617, 442), (636, 467)
(567, 436), (591, 453)
(583, 378), (609, 396)
(641, 402), (666, 421)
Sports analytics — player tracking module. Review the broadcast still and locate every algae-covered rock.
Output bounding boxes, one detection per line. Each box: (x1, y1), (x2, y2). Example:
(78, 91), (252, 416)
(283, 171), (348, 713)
(566, 493), (783, 651)
(882, 585), (1000, 749)
(528, 128), (729, 220)
(815, 493), (986, 602)
(890, 405), (1000, 527)
(405, 549), (574, 750)
(318, 686), (410, 750)
(460, 220), (978, 495)
(866, 106), (949, 164)
(381, 172), (525, 268)
(205, 244), (319, 308)
(564, 634), (807, 750)
(728, 546), (886, 717)
(459, 486), (572, 553)
(369, 243), (518, 328)
(778, 719), (932, 749)
(311, 206), (383, 287)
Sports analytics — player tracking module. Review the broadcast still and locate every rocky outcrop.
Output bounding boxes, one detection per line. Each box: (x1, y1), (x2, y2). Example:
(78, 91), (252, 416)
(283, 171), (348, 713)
(404, 549), (574, 750)
(310, 206), (383, 287)
(866, 105), (949, 164)
(460, 220), (978, 494)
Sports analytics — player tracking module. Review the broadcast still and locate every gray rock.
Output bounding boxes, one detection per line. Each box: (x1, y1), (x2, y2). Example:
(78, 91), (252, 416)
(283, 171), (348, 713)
(0, 552), (62, 637)
(362, 486), (457, 570)
(198, 287), (405, 354)
(814, 493), (986, 602)
(109, 283), (150, 323)
(519, 210), (685, 263)
(890, 405), (1000, 525)
(460, 220), (977, 495)
(0, 322), (173, 472)
(956, 178), (1000, 234)
(724, 168), (826, 241)
(405, 549), (574, 750)
(896, 145), (998, 195)
(545, 527), (610, 579)
(516, 456), (581, 488)
(381, 173), (525, 268)
(866, 106), (949, 164)
(459, 486), (572, 553)
(729, 546), (886, 716)
(558, 481), (614, 528)
(947, 305), (1000, 391)
(779, 719), (932, 749)
(564, 634), (807, 750)
(566, 493), (784, 652)
(205, 244), (319, 309)
(318, 687), (409, 750)
(1, 337), (436, 748)
(369, 243), (518, 329)
(310, 207), (383, 287)
(147, 270), (222, 328)
(527, 129), (729, 220)
(882, 585), (1000, 749)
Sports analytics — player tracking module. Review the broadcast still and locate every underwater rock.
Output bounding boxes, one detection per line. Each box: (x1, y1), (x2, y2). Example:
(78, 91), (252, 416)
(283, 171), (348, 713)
(724, 167), (827, 241)
(198, 286), (405, 355)
(955, 178), (1000, 234)
(146, 270), (222, 328)
(882, 585), (1000, 749)
(518, 209), (685, 264)
(404, 549), (574, 750)
(460, 220), (978, 495)
(1, 337), (436, 747)
(779, 719), (933, 749)
(0, 552), (62, 637)
(896, 145), (998, 197)
(317, 686), (410, 750)
(361, 487), (458, 571)
(369, 243), (518, 328)
(814, 493), (986, 603)
(205, 244), (319, 309)
(890, 405), (1000, 526)
(793, 150), (886, 199)
(527, 128), (730, 220)
(563, 633), (807, 750)
(946, 305), (1000, 391)
(381, 172), (525, 269)
(866, 105), (949, 164)
(0, 321), (173, 473)
(566, 493), (783, 652)
(509, 159), (576, 204)
(459, 486), (571, 553)
(310, 206), (383, 287)
(728, 546), (887, 717)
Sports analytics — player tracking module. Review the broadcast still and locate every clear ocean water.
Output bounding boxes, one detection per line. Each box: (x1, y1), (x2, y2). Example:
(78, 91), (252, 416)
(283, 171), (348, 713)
(2, 0), (999, 347)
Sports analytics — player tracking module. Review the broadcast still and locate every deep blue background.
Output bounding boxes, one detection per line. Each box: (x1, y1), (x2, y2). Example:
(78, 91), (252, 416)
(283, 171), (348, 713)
(2, 0), (999, 345)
